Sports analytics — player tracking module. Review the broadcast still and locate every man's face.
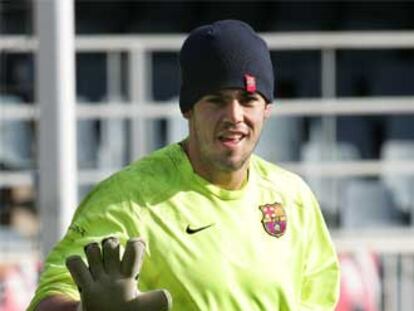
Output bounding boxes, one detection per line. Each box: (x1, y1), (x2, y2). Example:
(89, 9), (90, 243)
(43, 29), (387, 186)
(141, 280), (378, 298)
(184, 88), (271, 173)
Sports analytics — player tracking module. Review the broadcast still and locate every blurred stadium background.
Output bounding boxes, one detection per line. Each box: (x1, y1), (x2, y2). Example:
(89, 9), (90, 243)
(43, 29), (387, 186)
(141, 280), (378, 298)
(1, 1), (414, 310)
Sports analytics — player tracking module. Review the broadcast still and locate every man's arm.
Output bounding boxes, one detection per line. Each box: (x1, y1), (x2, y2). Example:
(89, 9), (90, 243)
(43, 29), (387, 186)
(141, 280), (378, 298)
(35, 295), (79, 311)
(299, 180), (340, 310)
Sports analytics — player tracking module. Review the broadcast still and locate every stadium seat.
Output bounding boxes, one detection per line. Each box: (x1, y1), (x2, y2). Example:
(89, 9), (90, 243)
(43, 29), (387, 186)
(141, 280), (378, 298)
(380, 140), (414, 216)
(0, 94), (33, 169)
(76, 96), (100, 169)
(341, 179), (404, 228)
(255, 116), (303, 163)
(301, 138), (360, 221)
(96, 96), (128, 169)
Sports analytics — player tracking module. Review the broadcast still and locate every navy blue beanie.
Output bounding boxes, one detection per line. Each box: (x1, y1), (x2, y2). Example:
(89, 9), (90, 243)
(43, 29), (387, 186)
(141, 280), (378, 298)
(179, 19), (275, 113)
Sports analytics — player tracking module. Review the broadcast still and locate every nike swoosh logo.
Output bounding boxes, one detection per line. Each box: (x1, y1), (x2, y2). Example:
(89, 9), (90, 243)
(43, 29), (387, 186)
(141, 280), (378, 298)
(186, 223), (215, 235)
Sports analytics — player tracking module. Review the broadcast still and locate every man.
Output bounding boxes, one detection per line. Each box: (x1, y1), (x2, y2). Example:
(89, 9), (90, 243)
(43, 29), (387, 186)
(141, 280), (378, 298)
(28, 20), (340, 311)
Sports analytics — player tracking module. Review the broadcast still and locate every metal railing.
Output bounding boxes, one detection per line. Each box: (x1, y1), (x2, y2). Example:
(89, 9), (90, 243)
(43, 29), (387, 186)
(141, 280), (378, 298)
(1, 32), (414, 310)
(1, 32), (414, 187)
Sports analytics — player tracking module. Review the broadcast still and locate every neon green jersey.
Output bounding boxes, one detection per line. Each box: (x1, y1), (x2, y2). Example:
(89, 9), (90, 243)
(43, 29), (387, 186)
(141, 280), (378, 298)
(28, 143), (340, 311)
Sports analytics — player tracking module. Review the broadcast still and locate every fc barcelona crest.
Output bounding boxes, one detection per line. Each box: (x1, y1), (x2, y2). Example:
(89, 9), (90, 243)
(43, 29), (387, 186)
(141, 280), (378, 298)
(259, 202), (287, 238)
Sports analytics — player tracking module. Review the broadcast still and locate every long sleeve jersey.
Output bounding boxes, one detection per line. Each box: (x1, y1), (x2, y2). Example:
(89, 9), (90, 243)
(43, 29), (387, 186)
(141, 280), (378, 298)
(28, 143), (340, 311)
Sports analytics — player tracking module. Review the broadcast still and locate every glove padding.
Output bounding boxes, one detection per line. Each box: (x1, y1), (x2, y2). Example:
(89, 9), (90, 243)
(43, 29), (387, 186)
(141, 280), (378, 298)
(66, 237), (172, 311)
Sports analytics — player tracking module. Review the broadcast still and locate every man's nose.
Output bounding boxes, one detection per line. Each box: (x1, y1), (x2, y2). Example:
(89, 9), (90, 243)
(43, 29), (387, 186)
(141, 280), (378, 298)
(223, 100), (244, 123)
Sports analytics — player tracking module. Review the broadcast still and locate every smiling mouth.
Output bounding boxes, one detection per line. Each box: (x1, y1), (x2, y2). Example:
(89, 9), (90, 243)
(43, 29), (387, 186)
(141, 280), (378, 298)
(217, 133), (246, 147)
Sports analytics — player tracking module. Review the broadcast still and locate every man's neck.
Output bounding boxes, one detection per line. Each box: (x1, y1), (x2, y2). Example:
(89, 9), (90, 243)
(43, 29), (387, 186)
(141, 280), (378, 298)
(180, 141), (248, 190)
(200, 166), (248, 190)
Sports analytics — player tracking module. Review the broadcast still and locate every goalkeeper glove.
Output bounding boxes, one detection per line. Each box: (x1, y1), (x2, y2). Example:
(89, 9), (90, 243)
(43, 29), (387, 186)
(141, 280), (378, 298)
(66, 237), (172, 311)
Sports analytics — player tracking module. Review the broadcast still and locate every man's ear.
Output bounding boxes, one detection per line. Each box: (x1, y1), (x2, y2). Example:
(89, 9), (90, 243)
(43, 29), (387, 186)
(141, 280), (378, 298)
(183, 110), (192, 119)
(264, 103), (272, 119)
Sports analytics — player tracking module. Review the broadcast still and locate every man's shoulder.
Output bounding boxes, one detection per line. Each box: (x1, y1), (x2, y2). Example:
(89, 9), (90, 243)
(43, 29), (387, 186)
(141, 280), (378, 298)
(112, 143), (182, 186)
(87, 144), (182, 198)
(251, 154), (303, 185)
(127, 143), (180, 174)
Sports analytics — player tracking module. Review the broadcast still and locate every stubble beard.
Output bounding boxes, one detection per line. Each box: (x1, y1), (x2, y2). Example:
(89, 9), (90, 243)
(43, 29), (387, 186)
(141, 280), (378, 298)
(202, 136), (260, 173)
(191, 116), (263, 174)
(212, 148), (251, 172)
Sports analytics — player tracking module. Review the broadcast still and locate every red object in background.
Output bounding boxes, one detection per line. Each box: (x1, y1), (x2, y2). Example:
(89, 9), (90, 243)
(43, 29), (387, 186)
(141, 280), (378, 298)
(336, 252), (381, 311)
(0, 260), (39, 311)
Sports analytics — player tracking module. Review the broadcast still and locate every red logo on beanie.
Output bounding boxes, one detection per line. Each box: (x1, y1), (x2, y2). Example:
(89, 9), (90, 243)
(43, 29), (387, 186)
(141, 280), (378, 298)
(244, 74), (256, 93)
